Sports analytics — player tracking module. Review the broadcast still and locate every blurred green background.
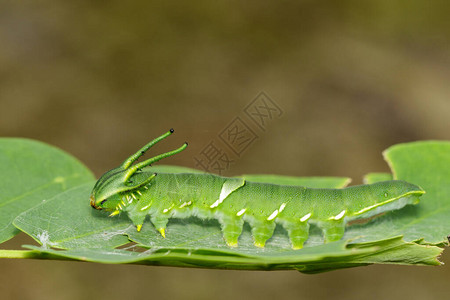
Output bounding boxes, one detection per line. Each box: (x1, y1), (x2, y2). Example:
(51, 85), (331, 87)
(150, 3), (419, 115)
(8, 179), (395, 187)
(1, 1), (449, 299)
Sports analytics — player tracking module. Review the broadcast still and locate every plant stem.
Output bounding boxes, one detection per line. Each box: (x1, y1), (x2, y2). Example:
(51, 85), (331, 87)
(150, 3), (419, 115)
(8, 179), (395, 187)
(0, 249), (39, 259)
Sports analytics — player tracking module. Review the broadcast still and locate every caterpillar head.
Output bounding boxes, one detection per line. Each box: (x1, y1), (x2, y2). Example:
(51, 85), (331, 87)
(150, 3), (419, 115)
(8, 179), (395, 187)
(90, 129), (187, 211)
(90, 167), (156, 211)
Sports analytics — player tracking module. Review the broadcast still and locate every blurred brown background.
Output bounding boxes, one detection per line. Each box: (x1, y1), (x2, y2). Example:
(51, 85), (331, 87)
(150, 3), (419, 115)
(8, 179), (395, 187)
(1, 1), (449, 299)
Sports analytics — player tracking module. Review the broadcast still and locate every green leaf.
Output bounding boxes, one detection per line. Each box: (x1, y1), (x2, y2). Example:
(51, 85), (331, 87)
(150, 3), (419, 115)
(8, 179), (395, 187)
(328, 141), (450, 246)
(296, 236), (443, 274)
(363, 172), (393, 184)
(17, 235), (441, 272)
(0, 138), (94, 243)
(13, 183), (130, 249)
(343, 141), (450, 245)
(21, 241), (376, 269)
(6, 140), (448, 272)
(382, 141), (450, 244)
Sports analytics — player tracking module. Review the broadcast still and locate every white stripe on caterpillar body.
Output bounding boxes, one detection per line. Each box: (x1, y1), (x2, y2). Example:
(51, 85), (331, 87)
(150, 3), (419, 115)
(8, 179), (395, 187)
(90, 130), (425, 249)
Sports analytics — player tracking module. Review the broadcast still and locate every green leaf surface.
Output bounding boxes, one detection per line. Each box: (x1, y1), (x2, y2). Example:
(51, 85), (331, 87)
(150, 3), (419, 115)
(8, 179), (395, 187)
(21, 241), (376, 270)
(342, 141), (450, 245)
(5, 140), (449, 272)
(12, 170), (443, 271)
(382, 141), (450, 244)
(18, 235), (441, 273)
(363, 172), (393, 184)
(296, 236), (443, 274)
(0, 138), (94, 243)
(13, 183), (130, 249)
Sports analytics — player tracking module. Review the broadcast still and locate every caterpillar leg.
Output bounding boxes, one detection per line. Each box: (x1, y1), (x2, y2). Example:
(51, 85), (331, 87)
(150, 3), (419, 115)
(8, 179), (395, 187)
(249, 219), (276, 248)
(284, 221), (310, 250)
(150, 215), (169, 238)
(320, 220), (345, 243)
(127, 211), (147, 232)
(219, 216), (244, 247)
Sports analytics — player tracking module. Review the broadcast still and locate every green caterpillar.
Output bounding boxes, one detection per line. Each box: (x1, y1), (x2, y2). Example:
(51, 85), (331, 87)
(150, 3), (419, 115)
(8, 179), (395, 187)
(90, 129), (425, 249)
